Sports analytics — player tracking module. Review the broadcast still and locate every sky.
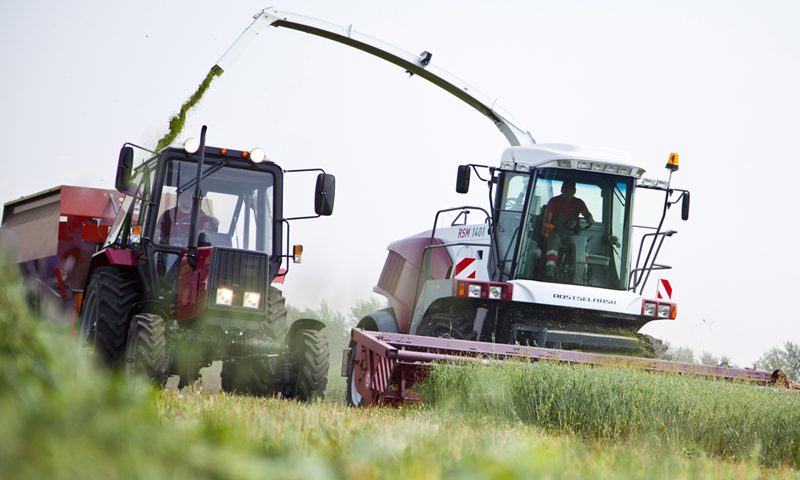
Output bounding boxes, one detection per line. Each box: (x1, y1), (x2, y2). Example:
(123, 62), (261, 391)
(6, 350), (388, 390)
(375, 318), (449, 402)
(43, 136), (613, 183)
(1, 0), (799, 366)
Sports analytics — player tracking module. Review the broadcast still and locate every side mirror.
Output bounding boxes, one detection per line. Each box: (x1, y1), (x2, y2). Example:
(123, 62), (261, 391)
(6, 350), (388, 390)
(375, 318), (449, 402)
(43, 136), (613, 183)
(681, 191), (690, 221)
(314, 173), (336, 216)
(115, 146), (136, 195)
(456, 165), (471, 194)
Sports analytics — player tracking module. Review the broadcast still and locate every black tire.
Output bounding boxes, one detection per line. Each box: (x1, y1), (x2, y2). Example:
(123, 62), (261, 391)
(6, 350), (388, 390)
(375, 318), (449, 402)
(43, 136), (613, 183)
(220, 358), (277, 396)
(125, 313), (168, 386)
(291, 329), (329, 402)
(80, 267), (139, 367)
(416, 313), (474, 340)
(266, 286), (289, 339)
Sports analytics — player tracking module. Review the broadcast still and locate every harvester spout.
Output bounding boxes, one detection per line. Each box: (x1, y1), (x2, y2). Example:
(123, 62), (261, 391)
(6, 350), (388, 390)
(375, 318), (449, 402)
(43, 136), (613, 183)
(214, 8), (535, 147)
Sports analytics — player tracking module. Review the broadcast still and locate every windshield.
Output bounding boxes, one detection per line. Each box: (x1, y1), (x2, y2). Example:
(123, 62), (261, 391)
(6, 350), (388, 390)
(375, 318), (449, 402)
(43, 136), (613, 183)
(513, 168), (634, 290)
(154, 160), (275, 254)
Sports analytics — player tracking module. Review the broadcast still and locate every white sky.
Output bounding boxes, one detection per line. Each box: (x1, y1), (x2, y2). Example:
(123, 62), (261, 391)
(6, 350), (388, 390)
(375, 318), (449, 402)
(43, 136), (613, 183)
(2, 0), (799, 366)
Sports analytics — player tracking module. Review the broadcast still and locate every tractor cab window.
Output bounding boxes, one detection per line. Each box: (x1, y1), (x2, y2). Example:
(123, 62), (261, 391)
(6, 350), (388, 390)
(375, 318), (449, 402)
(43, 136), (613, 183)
(105, 163), (154, 247)
(494, 172), (531, 279)
(154, 160), (274, 254)
(516, 168), (633, 290)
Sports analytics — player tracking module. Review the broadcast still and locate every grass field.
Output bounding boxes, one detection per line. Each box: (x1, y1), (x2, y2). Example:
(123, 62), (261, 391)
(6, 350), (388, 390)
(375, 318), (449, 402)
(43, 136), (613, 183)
(2, 253), (800, 479)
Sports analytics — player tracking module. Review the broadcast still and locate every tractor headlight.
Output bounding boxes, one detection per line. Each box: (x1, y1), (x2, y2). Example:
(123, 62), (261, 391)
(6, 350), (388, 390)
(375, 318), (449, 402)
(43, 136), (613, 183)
(216, 287), (234, 306)
(657, 303), (672, 319)
(468, 284), (482, 298)
(243, 291), (261, 309)
(642, 301), (657, 317)
(488, 285), (503, 300)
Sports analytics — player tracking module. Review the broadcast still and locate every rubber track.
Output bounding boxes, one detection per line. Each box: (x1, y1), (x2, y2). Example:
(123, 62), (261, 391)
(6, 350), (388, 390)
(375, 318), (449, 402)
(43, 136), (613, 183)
(129, 314), (168, 385)
(294, 329), (329, 401)
(90, 267), (140, 367)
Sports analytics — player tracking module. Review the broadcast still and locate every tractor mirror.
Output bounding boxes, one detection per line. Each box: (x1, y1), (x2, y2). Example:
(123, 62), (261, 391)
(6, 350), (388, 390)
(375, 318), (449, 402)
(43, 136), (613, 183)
(456, 165), (471, 194)
(115, 146), (136, 195)
(314, 173), (336, 216)
(681, 191), (691, 221)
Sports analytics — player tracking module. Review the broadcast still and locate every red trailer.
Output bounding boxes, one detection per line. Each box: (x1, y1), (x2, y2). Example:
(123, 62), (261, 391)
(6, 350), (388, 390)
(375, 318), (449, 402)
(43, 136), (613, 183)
(1, 185), (121, 323)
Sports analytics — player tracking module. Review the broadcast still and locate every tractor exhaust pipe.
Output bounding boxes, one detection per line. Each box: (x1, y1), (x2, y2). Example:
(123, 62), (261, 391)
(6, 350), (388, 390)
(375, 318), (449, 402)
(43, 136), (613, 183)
(186, 125), (208, 269)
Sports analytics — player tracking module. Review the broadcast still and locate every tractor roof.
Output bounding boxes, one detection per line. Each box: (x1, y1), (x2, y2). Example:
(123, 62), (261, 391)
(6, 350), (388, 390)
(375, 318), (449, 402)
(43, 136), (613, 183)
(500, 144), (646, 177)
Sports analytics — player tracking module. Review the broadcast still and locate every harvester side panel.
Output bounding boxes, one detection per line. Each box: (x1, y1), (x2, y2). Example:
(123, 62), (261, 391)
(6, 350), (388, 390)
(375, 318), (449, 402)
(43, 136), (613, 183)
(375, 235), (451, 333)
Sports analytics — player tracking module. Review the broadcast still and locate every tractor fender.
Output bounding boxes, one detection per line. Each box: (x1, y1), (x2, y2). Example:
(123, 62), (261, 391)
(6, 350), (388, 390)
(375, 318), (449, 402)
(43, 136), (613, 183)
(356, 308), (399, 333)
(284, 318), (326, 346)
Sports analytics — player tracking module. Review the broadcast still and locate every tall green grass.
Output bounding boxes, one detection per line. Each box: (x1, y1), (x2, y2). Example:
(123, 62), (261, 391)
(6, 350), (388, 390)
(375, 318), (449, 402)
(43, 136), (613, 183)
(421, 361), (800, 468)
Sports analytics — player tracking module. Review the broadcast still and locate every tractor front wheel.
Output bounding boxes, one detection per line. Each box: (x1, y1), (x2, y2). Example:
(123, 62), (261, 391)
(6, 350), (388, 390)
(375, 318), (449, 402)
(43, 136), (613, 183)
(80, 267), (140, 368)
(290, 329), (329, 402)
(125, 313), (168, 386)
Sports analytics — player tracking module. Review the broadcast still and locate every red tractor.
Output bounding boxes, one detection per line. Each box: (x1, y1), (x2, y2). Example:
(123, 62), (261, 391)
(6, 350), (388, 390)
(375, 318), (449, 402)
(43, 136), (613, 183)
(3, 126), (336, 400)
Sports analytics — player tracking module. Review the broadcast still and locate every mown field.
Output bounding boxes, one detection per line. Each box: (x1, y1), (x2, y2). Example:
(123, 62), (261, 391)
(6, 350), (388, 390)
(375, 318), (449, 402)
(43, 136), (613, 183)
(2, 253), (800, 479)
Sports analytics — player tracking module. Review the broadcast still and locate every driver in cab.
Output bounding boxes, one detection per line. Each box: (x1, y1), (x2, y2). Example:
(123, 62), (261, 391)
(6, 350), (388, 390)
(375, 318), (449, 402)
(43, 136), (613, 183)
(157, 191), (219, 246)
(542, 180), (594, 279)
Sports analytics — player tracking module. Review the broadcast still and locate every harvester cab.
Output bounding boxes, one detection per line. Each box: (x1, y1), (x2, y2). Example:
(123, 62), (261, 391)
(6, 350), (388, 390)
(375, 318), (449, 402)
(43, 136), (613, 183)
(79, 126), (336, 399)
(427, 145), (691, 351)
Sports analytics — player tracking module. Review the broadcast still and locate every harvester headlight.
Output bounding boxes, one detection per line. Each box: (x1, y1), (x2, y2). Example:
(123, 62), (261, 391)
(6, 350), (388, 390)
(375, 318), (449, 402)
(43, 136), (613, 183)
(642, 301), (657, 317)
(216, 287), (234, 306)
(576, 161), (591, 170)
(617, 166), (632, 176)
(557, 160), (572, 168)
(657, 303), (672, 319)
(605, 165), (619, 174)
(488, 285), (503, 300)
(183, 137), (200, 154)
(243, 291), (261, 309)
(249, 147), (267, 163)
(468, 284), (482, 298)
(592, 163), (605, 172)
(500, 161), (514, 170)
(515, 164), (530, 173)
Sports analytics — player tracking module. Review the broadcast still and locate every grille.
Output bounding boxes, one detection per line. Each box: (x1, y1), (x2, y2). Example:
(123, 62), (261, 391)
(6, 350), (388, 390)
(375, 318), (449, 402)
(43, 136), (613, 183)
(209, 248), (269, 297)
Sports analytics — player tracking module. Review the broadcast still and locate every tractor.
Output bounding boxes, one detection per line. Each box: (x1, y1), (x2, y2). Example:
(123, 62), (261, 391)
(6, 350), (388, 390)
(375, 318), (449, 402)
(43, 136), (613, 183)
(1, 125), (336, 400)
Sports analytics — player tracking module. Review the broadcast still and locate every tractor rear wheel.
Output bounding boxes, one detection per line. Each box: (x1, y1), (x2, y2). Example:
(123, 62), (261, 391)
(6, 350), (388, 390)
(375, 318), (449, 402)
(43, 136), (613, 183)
(125, 313), (168, 386)
(220, 358), (277, 396)
(80, 267), (140, 367)
(290, 329), (329, 402)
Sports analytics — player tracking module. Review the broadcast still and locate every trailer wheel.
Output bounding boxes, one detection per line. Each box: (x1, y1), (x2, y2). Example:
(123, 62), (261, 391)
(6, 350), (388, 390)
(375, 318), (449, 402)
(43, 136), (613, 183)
(345, 338), (364, 406)
(125, 314), (168, 386)
(290, 329), (329, 402)
(220, 358), (277, 396)
(417, 313), (474, 340)
(80, 267), (139, 367)
(266, 286), (289, 339)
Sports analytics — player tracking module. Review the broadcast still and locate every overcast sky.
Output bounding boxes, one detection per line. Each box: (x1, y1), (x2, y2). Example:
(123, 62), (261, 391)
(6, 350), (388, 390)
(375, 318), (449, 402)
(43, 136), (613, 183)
(2, 1), (799, 366)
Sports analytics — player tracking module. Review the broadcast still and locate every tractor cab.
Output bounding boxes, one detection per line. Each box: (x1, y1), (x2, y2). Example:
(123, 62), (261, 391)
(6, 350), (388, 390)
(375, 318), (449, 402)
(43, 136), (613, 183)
(105, 128), (335, 320)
